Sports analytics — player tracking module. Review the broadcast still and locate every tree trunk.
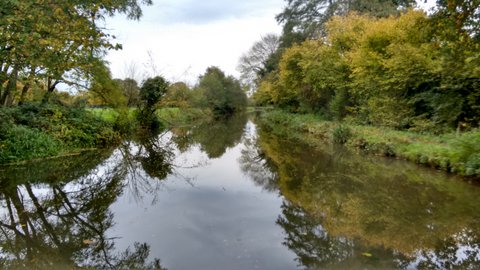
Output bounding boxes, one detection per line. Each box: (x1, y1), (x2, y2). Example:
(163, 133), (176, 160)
(0, 68), (17, 106)
(0, 63), (10, 101)
(19, 68), (36, 105)
(18, 83), (31, 105)
(42, 77), (60, 104)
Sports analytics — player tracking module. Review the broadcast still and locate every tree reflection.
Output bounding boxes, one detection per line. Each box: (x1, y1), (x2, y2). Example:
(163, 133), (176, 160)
(277, 201), (354, 269)
(253, 120), (480, 269)
(134, 131), (175, 180)
(0, 148), (167, 269)
(277, 200), (480, 269)
(238, 125), (278, 192)
(170, 113), (248, 158)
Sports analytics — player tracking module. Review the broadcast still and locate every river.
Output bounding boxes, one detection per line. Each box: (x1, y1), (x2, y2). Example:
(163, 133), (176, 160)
(0, 113), (479, 269)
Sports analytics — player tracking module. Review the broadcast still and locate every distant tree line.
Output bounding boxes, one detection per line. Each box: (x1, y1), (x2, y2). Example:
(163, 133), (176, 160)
(102, 66), (247, 115)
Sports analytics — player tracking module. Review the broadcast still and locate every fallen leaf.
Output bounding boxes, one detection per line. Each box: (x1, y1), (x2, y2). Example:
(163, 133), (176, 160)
(83, 239), (94, 245)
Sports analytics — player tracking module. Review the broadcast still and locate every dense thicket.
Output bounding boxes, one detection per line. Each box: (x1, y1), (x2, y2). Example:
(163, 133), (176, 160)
(249, 1), (480, 133)
(0, 103), (119, 163)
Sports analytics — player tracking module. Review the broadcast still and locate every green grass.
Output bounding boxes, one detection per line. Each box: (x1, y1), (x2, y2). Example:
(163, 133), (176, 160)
(89, 107), (210, 127)
(156, 107), (211, 126)
(259, 110), (480, 178)
(87, 107), (137, 123)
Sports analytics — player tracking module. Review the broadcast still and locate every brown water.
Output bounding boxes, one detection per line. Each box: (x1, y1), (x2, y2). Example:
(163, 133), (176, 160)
(0, 113), (479, 269)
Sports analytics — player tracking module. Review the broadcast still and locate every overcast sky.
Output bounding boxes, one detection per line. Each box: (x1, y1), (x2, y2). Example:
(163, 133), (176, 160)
(105, 0), (285, 85)
(105, 0), (436, 85)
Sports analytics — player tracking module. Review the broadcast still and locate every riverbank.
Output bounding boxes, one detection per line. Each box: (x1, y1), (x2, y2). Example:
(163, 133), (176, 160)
(0, 103), (120, 165)
(258, 110), (480, 178)
(0, 105), (211, 165)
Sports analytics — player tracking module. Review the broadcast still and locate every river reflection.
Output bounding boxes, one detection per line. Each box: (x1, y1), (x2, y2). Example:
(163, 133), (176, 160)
(0, 150), (166, 269)
(0, 114), (479, 269)
(255, 122), (480, 269)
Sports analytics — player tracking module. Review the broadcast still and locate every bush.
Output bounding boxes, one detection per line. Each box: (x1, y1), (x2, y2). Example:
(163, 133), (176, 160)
(0, 125), (61, 163)
(332, 125), (352, 144)
(452, 132), (480, 176)
(0, 103), (120, 163)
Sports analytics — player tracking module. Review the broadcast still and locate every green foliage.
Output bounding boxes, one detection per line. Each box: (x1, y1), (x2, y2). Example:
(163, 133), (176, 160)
(198, 67), (247, 115)
(261, 9), (480, 132)
(163, 82), (193, 108)
(0, 125), (61, 163)
(452, 132), (480, 176)
(140, 76), (169, 108)
(278, 40), (350, 114)
(0, 0), (152, 105)
(332, 125), (352, 144)
(275, 0), (415, 48)
(137, 76), (169, 129)
(0, 103), (120, 163)
(89, 60), (127, 108)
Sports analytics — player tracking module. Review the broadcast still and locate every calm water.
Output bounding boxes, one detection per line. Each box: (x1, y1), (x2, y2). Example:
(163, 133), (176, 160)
(0, 114), (479, 269)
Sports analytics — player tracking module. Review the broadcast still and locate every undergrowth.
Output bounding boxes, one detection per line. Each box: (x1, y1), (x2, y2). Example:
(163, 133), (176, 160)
(0, 103), (120, 164)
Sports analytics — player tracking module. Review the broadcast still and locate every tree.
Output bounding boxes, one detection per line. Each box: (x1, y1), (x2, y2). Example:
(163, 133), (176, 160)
(198, 67), (247, 115)
(277, 40), (350, 114)
(238, 34), (280, 87)
(275, 0), (416, 47)
(116, 78), (141, 107)
(426, 0), (480, 129)
(164, 82), (192, 108)
(138, 76), (169, 129)
(88, 60), (126, 108)
(0, 0), (153, 106)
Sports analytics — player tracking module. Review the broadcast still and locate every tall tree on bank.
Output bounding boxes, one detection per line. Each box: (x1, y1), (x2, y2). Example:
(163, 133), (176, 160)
(246, 0), (418, 95)
(427, 0), (480, 129)
(275, 0), (416, 47)
(0, 0), (152, 106)
(238, 34), (280, 88)
(138, 76), (169, 130)
(198, 67), (247, 115)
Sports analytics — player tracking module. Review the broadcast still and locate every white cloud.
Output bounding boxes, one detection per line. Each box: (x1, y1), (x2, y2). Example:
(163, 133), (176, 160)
(105, 0), (284, 85)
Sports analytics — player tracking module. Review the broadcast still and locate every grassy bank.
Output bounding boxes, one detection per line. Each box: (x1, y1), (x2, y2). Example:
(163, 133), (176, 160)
(89, 107), (211, 127)
(0, 104), (120, 164)
(258, 110), (480, 178)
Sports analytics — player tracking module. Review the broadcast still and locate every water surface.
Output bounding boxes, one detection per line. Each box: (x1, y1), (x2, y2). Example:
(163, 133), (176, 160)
(0, 114), (479, 269)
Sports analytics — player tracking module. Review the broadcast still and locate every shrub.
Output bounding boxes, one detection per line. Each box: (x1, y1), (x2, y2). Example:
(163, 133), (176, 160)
(0, 125), (61, 163)
(332, 125), (352, 144)
(0, 103), (120, 163)
(452, 132), (480, 175)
